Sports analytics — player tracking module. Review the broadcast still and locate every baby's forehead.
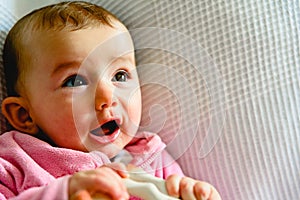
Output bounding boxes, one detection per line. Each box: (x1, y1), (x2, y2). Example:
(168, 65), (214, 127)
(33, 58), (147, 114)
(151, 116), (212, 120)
(21, 23), (134, 68)
(18, 18), (132, 66)
(22, 19), (129, 49)
(26, 18), (128, 41)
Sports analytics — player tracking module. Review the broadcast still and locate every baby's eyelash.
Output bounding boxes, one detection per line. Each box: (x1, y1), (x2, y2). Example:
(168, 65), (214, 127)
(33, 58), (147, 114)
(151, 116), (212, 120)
(112, 69), (130, 82)
(62, 75), (88, 87)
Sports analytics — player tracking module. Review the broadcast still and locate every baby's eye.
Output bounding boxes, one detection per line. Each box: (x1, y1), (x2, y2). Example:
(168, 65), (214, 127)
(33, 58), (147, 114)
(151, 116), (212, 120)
(112, 70), (129, 82)
(62, 75), (88, 87)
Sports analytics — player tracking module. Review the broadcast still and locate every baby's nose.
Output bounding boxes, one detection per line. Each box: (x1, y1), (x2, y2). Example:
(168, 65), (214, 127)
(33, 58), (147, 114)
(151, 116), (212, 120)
(95, 81), (117, 110)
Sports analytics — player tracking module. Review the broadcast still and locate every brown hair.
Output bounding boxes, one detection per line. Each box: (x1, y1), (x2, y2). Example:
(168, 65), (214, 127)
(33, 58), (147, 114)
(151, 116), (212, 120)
(3, 1), (119, 96)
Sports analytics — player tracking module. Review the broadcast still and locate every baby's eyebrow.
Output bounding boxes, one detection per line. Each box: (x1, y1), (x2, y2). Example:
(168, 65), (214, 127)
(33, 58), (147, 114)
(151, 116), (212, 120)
(112, 53), (135, 64)
(51, 61), (82, 76)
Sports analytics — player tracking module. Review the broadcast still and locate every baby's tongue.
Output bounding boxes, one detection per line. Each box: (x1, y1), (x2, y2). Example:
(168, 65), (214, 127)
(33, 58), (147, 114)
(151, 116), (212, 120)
(101, 127), (110, 135)
(101, 120), (117, 135)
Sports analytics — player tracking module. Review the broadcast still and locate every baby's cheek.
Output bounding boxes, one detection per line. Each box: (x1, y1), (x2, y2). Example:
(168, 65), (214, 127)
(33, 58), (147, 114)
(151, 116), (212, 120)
(127, 89), (142, 126)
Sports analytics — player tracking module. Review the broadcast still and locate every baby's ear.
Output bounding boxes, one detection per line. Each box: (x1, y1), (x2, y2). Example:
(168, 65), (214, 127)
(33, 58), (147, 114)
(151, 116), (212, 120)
(1, 97), (39, 134)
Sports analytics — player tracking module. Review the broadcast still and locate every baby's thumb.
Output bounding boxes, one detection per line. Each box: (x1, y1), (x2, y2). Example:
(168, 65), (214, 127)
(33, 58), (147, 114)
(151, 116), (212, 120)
(70, 189), (92, 200)
(92, 192), (114, 200)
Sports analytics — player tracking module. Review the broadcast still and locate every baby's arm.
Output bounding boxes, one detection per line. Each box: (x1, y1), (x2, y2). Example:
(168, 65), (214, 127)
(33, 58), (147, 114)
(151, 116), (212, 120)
(70, 166), (221, 200)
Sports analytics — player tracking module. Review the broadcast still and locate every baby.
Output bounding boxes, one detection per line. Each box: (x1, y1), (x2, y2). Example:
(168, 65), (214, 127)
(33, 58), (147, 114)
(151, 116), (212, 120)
(0, 1), (221, 200)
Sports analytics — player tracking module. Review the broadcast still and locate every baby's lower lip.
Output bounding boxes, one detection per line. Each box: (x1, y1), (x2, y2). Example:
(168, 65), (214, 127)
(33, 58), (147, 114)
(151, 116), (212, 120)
(90, 126), (121, 144)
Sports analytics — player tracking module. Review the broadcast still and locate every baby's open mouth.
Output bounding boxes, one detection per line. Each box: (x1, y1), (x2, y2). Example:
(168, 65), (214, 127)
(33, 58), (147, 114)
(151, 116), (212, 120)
(91, 120), (119, 136)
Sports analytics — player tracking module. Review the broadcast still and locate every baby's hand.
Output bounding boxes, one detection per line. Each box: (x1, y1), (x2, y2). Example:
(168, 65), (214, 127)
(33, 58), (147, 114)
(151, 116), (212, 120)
(166, 174), (221, 200)
(68, 163), (129, 200)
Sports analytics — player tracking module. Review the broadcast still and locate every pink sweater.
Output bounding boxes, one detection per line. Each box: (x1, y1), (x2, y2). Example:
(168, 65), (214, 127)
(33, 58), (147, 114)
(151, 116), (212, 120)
(0, 131), (183, 200)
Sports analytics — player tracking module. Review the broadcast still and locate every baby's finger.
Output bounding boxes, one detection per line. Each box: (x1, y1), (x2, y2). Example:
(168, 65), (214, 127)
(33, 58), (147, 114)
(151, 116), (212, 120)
(208, 186), (222, 200)
(104, 162), (129, 178)
(193, 182), (222, 200)
(165, 174), (181, 198)
(93, 167), (129, 199)
(179, 177), (197, 200)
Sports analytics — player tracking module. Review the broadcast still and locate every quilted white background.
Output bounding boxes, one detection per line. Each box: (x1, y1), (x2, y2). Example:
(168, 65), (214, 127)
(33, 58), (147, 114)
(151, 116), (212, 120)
(0, 0), (299, 199)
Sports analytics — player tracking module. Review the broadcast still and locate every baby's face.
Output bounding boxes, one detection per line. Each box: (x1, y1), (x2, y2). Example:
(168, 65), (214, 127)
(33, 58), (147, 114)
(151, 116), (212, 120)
(20, 21), (141, 157)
